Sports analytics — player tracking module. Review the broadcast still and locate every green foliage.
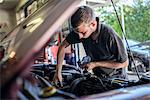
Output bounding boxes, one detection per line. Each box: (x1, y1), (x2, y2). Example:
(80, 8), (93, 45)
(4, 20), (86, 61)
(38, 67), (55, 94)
(124, 0), (150, 42)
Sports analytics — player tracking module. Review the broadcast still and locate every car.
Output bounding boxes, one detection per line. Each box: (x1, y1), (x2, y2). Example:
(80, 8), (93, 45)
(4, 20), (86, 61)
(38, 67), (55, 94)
(0, 0), (150, 99)
(126, 39), (150, 73)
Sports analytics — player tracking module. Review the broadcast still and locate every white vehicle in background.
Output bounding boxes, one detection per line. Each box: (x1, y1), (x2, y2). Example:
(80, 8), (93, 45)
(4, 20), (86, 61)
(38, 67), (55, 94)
(126, 39), (150, 73)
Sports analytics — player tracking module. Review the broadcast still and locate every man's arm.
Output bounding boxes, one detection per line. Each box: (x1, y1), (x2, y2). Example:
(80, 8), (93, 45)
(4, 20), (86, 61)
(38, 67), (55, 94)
(56, 40), (70, 73)
(84, 59), (129, 71)
(53, 39), (70, 85)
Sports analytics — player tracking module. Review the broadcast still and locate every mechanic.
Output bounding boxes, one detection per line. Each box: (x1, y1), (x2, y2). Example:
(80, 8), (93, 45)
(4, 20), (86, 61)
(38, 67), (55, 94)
(53, 6), (128, 87)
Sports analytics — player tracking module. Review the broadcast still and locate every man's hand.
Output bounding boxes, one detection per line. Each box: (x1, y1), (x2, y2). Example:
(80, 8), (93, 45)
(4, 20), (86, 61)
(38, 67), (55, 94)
(53, 72), (63, 87)
(83, 62), (96, 71)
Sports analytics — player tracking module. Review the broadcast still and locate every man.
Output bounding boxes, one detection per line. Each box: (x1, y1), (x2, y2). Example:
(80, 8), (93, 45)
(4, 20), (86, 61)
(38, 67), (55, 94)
(53, 6), (128, 86)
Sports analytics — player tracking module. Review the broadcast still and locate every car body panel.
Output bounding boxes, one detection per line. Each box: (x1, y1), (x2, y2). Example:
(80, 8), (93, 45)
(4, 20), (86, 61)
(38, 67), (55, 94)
(0, 0), (81, 90)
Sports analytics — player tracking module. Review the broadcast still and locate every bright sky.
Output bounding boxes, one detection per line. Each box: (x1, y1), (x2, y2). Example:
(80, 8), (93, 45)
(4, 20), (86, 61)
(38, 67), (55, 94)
(121, 0), (134, 6)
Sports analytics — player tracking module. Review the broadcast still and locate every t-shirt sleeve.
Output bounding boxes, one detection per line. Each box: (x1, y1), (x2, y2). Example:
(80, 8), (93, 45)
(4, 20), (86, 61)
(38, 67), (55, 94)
(109, 28), (127, 63)
(66, 31), (81, 44)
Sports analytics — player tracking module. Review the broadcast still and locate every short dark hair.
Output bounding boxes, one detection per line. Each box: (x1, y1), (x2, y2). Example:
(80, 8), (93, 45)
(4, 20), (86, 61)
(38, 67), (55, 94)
(71, 6), (95, 29)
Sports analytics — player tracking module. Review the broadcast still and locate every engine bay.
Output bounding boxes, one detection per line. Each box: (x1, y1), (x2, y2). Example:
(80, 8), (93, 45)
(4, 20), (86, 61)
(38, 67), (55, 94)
(16, 63), (150, 99)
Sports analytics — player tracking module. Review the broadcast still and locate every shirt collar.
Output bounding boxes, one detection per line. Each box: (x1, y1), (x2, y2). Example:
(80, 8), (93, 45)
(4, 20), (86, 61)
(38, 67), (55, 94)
(90, 17), (101, 41)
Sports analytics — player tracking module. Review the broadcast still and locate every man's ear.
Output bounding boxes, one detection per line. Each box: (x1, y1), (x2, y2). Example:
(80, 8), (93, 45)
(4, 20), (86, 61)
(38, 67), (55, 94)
(90, 20), (97, 29)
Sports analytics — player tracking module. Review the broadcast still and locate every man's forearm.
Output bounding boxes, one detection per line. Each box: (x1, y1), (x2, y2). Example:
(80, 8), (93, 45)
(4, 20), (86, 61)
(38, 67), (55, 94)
(56, 46), (65, 73)
(56, 40), (70, 73)
(93, 59), (128, 69)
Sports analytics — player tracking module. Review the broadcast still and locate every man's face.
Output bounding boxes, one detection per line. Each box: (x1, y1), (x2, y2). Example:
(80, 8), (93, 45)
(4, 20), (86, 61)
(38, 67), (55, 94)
(73, 21), (95, 39)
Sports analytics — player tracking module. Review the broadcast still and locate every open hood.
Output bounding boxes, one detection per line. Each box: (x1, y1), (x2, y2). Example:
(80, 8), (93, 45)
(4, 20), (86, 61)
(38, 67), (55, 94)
(0, 0), (81, 88)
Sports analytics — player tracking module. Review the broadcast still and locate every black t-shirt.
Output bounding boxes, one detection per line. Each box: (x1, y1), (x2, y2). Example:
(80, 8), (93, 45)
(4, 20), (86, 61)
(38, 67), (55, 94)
(66, 20), (127, 78)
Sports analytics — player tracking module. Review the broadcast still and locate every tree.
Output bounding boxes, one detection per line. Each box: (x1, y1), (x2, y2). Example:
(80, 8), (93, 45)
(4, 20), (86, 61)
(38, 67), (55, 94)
(124, 0), (150, 42)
